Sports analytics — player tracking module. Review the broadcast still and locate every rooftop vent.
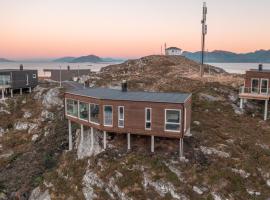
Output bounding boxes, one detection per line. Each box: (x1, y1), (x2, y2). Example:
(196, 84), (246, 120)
(258, 64), (263, 71)
(121, 80), (127, 92)
(20, 64), (23, 71)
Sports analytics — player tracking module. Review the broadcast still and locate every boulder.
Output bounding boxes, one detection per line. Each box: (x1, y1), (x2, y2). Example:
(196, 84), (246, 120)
(32, 134), (39, 141)
(14, 122), (29, 131)
(41, 110), (54, 121)
(29, 187), (51, 200)
(23, 111), (32, 119)
(199, 93), (223, 102)
(42, 88), (63, 109)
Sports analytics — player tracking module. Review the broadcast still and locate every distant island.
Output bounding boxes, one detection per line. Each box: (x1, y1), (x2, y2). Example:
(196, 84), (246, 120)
(53, 55), (125, 63)
(0, 58), (14, 62)
(183, 50), (270, 63)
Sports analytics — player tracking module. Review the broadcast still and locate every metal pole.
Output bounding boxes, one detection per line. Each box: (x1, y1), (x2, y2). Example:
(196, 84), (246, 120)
(200, 2), (207, 77)
(59, 65), (62, 87)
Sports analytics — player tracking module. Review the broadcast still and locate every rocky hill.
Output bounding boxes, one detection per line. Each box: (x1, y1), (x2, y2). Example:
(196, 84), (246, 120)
(0, 55), (270, 200)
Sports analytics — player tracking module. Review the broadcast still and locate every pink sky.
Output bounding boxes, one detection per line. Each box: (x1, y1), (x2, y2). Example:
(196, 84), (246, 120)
(0, 0), (269, 59)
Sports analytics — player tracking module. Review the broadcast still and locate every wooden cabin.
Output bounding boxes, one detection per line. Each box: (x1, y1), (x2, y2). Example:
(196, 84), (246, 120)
(64, 82), (192, 158)
(0, 66), (38, 99)
(239, 64), (270, 120)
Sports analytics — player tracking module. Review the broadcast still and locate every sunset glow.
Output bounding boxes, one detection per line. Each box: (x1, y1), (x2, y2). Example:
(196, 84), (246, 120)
(0, 0), (269, 59)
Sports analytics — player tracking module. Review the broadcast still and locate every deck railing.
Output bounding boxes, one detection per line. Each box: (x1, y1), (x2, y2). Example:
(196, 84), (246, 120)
(239, 86), (270, 96)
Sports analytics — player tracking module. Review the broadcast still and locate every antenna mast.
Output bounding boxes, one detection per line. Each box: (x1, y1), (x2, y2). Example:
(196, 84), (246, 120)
(200, 2), (207, 77)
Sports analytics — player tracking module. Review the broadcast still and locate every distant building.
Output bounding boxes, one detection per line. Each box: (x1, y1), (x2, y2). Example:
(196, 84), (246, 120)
(0, 66), (38, 99)
(40, 67), (91, 82)
(239, 64), (270, 120)
(165, 47), (182, 56)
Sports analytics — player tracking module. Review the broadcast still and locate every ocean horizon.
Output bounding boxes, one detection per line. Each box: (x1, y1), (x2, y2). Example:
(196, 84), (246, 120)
(0, 61), (270, 75)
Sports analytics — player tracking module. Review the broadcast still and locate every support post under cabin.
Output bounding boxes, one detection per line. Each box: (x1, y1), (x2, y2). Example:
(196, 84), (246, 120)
(179, 138), (184, 159)
(80, 124), (84, 143)
(127, 133), (131, 150)
(29, 87), (32, 93)
(151, 135), (155, 153)
(264, 100), (268, 121)
(1, 89), (4, 100)
(10, 89), (13, 98)
(20, 88), (22, 95)
(240, 98), (243, 109)
(68, 120), (72, 151)
(91, 127), (94, 149)
(103, 131), (107, 149)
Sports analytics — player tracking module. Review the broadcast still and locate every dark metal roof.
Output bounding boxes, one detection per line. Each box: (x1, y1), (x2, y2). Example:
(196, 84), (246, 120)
(0, 69), (36, 72)
(249, 69), (270, 73)
(66, 87), (191, 103)
(166, 47), (182, 51)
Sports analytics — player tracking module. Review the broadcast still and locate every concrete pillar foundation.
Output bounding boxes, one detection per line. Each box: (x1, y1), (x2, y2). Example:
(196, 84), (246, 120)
(103, 131), (107, 149)
(264, 100), (268, 121)
(1, 89), (4, 100)
(240, 98), (243, 109)
(68, 120), (72, 151)
(127, 133), (131, 150)
(179, 138), (184, 159)
(80, 124), (84, 143)
(91, 127), (94, 149)
(151, 135), (154, 153)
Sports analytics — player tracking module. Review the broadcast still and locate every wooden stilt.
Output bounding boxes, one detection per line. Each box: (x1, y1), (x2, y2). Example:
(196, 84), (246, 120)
(68, 120), (72, 151)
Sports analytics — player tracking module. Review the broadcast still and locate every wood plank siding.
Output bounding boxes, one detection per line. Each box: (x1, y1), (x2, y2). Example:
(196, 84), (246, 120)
(64, 93), (192, 139)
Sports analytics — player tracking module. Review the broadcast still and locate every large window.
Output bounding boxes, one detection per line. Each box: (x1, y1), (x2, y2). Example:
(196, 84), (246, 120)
(79, 102), (89, 121)
(66, 99), (78, 117)
(118, 106), (124, 128)
(104, 105), (113, 126)
(145, 108), (152, 130)
(261, 79), (269, 94)
(0, 75), (11, 86)
(165, 109), (181, 132)
(90, 104), (100, 124)
(251, 78), (259, 93)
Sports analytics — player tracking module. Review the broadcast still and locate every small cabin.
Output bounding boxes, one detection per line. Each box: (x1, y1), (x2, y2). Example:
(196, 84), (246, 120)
(239, 64), (269, 120)
(165, 47), (183, 56)
(41, 68), (91, 82)
(0, 67), (38, 99)
(64, 82), (192, 158)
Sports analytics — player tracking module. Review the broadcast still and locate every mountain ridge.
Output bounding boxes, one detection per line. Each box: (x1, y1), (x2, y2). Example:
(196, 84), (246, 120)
(183, 49), (270, 63)
(0, 58), (14, 62)
(53, 55), (125, 63)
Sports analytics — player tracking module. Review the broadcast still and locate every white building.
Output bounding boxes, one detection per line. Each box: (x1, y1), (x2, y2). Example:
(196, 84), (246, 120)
(165, 47), (182, 56)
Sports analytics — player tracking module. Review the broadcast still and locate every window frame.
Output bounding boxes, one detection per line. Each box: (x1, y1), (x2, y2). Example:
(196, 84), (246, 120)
(145, 107), (152, 130)
(89, 103), (100, 125)
(103, 105), (113, 127)
(78, 101), (89, 122)
(164, 109), (181, 133)
(65, 98), (79, 118)
(260, 78), (269, 94)
(251, 78), (259, 93)
(118, 106), (125, 128)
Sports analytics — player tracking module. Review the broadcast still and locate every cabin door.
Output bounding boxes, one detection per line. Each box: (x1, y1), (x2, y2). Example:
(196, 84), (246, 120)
(260, 79), (269, 94)
(251, 78), (259, 93)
